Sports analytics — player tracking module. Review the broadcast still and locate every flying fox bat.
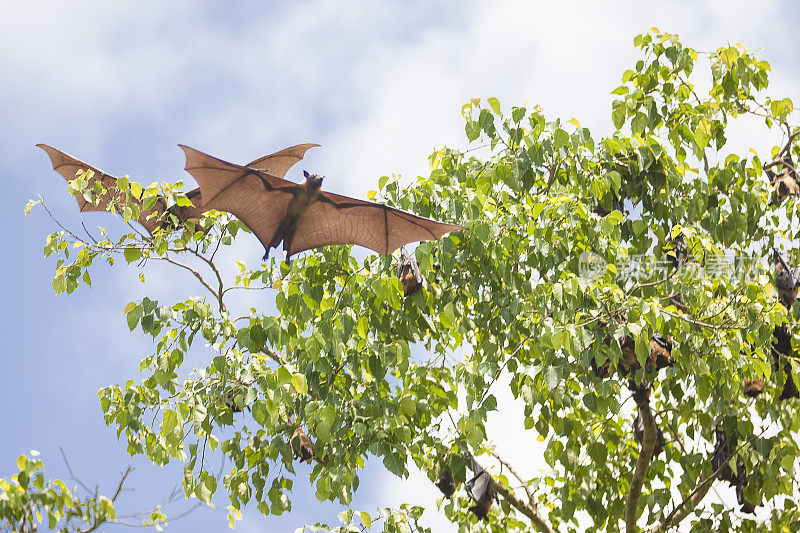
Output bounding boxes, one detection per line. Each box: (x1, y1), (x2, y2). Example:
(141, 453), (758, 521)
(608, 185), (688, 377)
(617, 332), (674, 376)
(766, 159), (800, 204)
(37, 143), (318, 235)
(633, 410), (665, 460)
(735, 460), (757, 514)
(772, 325), (800, 400)
(179, 146), (467, 261)
(742, 377), (764, 398)
(396, 246), (421, 296)
(435, 470), (456, 498)
(290, 425), (315, 463)
(465, 456), (496, 521)
(773, 248), (800, 309)
(711, 428), (737, 485)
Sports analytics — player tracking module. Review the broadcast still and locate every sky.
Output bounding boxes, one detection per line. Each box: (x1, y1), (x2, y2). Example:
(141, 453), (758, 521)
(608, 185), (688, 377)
(2, 1), (800, 531)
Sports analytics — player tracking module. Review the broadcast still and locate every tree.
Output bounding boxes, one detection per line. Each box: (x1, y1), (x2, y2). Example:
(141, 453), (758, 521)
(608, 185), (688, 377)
(14, 29), (800, 531)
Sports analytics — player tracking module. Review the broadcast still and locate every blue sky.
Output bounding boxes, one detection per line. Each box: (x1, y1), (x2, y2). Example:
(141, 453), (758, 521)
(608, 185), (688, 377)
(3, 1), (800, 531)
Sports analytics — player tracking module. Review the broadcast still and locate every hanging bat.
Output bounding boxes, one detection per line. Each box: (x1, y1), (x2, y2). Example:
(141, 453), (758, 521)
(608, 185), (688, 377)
(465, 456), (496, 521)
(710, 428), (737, 485)
(742, 377), (764, 398)
(773, 248), (800, 309)
(778, 361), (799, 400)
(179, 146), (467, 261)
(628, 378), (652, 406)
(590, 353), (611, 378)
(593, 191), (623, 217)
(664, 233), (687, 269)
(290, 425), (315, 463)
(765, 158), (800, 204)
(617, 333), (673, 376)
(434, 470), (456, 498)
(633, 410), (665, 460)
(224, 388), (244, 413)
(38, 143), (318, 235)
(649, 333), (675, 371)
(773, 324), (800, 400)
(396, 246), (422, 296)
(734, 459), (757, 514)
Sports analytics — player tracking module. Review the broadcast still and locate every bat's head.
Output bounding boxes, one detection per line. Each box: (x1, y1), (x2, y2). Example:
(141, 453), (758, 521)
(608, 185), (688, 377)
(303, 170), (324, 188)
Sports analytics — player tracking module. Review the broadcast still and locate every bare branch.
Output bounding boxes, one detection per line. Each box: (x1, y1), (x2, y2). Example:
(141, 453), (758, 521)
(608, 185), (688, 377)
(625, 401), (655, 533)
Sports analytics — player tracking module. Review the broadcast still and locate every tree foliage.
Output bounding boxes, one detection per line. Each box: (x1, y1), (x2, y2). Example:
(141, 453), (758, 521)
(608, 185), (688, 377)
(14, 30), (800, 532)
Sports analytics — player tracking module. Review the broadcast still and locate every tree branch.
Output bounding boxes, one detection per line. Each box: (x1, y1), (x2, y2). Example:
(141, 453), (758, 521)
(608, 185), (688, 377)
(463, 452), (556, 533)
(648, 427), (766, 532)
(657, 307), (743, 330)
(625, 401), (656, 533)
(491, 479), (556, 533)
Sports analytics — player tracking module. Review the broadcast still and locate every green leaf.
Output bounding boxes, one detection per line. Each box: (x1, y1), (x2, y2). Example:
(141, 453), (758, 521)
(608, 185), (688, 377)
(359, 511), (372, 529)
(124, 248), (143, 263)
(52, 276), (66, 294)
(553, 128), (569, 150)
(160, 409), (179, 437)
(487, 97), (501, 114)
(612, 100), (626, 129)
(291, 373), (308, 395)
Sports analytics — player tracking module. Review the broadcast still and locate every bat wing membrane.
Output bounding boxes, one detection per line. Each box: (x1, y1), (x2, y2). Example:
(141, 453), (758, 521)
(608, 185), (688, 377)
(180, 145), (301, 251)
(246, 143), (320, 178)
(288, 191), (466, 257)
(37, 144), (165, 235)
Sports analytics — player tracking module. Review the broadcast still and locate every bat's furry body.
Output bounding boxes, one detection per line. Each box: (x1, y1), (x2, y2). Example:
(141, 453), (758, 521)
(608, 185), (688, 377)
(465, 457), (495, 520)
(291, 426), (315, 462)
(396, 247), (421, 296)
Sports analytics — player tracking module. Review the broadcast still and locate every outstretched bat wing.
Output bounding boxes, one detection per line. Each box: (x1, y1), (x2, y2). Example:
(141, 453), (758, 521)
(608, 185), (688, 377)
(246, 143), (320, 177)
(37, 144), (165, 235)
(288, 191), (466, 257)
(180, 145), (301, 251)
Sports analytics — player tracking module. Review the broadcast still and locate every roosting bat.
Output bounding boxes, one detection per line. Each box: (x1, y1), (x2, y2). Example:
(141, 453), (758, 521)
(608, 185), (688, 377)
(179, 146), (467, 261)
(593, 191), (623, 217)
(766, 160), (800, 204)
(710, 428), (737, 485)
(633, 410), (665, 460)
(772, 325), (800, 400)
(435, 470), (456, 498)
(396, 246), (422, 296)
(649, 332), (675, 371)
(778, 362), (799, 400)
(590, 353), (611, 378)
(735, 459), (757, 514)
(665, 233), (687, 269)
(628, 378), (652, 406)
(290, 425), (315, 463)
(742, 377), (764, 398)
(773, 248), (800, 309)
(465, 456), (496, 520)
(617, 333), (674, 376)
(38, 143), (318, 235)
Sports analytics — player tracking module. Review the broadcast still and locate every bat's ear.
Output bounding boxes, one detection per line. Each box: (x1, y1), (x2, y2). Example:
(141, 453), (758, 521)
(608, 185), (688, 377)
(303, 170), (310, 178)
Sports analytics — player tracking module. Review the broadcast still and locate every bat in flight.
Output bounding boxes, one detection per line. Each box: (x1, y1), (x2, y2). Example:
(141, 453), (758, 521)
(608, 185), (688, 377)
(179, 146), (467, 260)
(37, 143), (319, 234)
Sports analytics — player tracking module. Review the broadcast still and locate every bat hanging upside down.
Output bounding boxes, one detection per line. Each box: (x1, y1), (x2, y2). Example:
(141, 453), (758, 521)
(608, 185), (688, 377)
(179, 146), (467, 261)
(396, 246), (422, 296)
